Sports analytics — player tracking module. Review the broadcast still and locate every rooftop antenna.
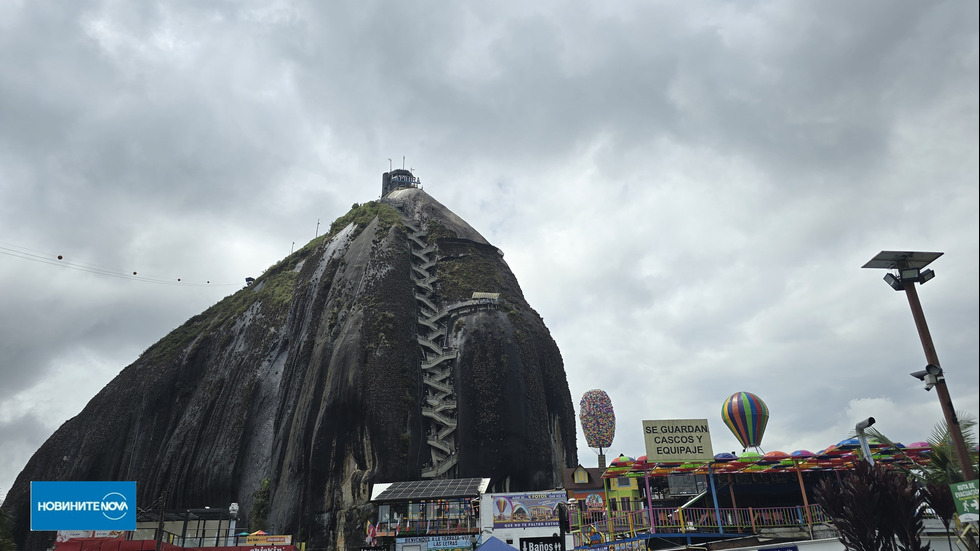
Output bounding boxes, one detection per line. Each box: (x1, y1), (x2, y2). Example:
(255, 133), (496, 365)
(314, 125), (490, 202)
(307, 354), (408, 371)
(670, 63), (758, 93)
(402, 156), (405, 169)
(388, 158), (392, 172)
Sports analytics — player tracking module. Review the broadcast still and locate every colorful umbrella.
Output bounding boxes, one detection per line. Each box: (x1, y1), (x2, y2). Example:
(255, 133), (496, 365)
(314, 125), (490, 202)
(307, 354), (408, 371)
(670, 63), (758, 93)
(758, 450), (788, 463)
(721, 391), (769, 450)
(737, 451), (762, 462)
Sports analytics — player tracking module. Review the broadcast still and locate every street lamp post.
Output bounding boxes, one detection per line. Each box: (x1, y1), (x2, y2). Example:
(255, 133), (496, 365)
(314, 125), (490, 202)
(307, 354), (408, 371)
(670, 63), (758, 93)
(228, 503), (239, 547)
(863, 251), (976, 481)
(855, 417), (876, 466)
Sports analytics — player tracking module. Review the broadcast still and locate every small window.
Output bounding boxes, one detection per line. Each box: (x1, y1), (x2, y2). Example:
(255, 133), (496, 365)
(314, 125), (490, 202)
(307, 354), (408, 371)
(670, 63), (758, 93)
(574, 469), (589, 484)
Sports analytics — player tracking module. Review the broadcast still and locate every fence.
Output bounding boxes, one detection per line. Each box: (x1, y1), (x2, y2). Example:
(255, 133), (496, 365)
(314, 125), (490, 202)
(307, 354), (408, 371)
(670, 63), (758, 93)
(569, 504), (830, 547)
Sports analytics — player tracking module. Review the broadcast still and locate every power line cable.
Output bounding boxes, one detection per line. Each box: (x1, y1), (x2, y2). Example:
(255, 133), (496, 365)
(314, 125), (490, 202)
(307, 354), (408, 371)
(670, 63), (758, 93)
(0, 241), (240, 287)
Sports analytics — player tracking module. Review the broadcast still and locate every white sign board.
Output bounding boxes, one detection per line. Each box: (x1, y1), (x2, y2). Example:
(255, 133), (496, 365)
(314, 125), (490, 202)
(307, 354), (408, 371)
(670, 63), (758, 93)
(643, 419), (714, 463)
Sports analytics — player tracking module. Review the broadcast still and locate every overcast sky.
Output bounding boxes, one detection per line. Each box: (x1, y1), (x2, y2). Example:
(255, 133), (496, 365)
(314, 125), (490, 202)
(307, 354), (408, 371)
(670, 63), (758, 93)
(1, 1), (978, 501)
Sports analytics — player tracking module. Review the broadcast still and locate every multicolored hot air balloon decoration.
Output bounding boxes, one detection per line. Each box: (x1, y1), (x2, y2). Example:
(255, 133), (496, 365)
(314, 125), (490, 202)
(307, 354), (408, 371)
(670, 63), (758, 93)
(579, 389), (615, 468)
(494, 496), (512, 521)
(721, 391), (769, 452)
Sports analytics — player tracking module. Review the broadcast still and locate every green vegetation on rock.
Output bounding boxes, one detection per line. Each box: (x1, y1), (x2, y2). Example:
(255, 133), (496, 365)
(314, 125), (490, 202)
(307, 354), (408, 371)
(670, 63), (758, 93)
(424, 220), (456, 243)
(146, 249), (306, 364)
(327, 201), (402, 241)
(143, 202), (400, 365)
(250, 478), (271, 531)
(438, 248), (505, 302)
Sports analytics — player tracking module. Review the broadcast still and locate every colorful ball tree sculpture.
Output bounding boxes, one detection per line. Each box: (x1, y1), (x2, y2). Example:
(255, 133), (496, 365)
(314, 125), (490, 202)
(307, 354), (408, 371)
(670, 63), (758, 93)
(721, 391), (769, 451)
(579, 389), (616, 454)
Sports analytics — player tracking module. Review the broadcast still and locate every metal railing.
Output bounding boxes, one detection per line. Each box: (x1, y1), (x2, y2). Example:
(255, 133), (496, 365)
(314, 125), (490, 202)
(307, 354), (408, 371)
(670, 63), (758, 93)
(569, 504), (831, 547)
(373, 517), (479, 538)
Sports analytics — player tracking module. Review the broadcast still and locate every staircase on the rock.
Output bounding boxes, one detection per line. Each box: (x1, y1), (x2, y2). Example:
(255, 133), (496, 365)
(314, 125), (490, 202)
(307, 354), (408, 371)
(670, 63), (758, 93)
(401, 216), (498, 479)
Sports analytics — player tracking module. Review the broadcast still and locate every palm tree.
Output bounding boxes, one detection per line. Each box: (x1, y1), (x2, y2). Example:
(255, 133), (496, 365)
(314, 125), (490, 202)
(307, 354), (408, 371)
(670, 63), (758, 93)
(921, 480), (956, 551)
(863, 415), (977, 551)
(859, 414), (976, 486)
(921, 415), (977, 485)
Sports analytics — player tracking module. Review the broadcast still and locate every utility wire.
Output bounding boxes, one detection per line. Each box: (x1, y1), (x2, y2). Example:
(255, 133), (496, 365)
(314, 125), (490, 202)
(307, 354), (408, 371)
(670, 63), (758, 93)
(0, 241), (240, 287)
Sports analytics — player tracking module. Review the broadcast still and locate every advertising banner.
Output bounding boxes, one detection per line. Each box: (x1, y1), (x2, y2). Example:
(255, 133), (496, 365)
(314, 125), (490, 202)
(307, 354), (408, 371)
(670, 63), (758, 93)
(32, 481), (137, 531)
(491, 491), (566, 529)
(246, 535), (293, 546)
(56, 531), (126, 541)
(424, 535), (472, 550)
(395, 535), (472, 551)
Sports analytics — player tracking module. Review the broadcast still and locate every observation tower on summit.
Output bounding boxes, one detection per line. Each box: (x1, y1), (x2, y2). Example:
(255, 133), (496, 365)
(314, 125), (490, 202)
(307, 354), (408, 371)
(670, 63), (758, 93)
(382, 168), (420, 197)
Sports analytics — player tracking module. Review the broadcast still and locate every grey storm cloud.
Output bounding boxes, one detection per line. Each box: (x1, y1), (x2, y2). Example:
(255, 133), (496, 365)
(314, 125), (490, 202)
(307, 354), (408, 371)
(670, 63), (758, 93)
(1, 0), (977, 500)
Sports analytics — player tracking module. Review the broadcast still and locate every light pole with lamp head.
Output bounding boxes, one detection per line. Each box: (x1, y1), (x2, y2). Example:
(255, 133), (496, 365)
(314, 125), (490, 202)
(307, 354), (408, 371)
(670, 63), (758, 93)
(228, 503), (239, 547)
(862, 250), (976, 481)
(855, 417), (876, 465)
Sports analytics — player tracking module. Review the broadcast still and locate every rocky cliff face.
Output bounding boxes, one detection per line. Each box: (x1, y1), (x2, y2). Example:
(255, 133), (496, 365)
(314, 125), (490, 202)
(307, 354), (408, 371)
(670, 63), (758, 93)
(2, 187), (577, 551)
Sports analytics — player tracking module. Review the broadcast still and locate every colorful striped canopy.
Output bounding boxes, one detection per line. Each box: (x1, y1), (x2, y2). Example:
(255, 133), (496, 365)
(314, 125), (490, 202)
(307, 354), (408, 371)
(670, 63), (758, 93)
(721, 391), (769, 449)
(598, 438), (943, 478)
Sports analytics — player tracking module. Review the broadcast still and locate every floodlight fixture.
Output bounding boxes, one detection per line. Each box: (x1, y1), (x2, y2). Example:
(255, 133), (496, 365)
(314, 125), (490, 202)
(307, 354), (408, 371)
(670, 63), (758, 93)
(901, 268), (920, 280)
(855, 417), (876, 431)
(910, 363), (944, 391)
(883, 273), (903, 291)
